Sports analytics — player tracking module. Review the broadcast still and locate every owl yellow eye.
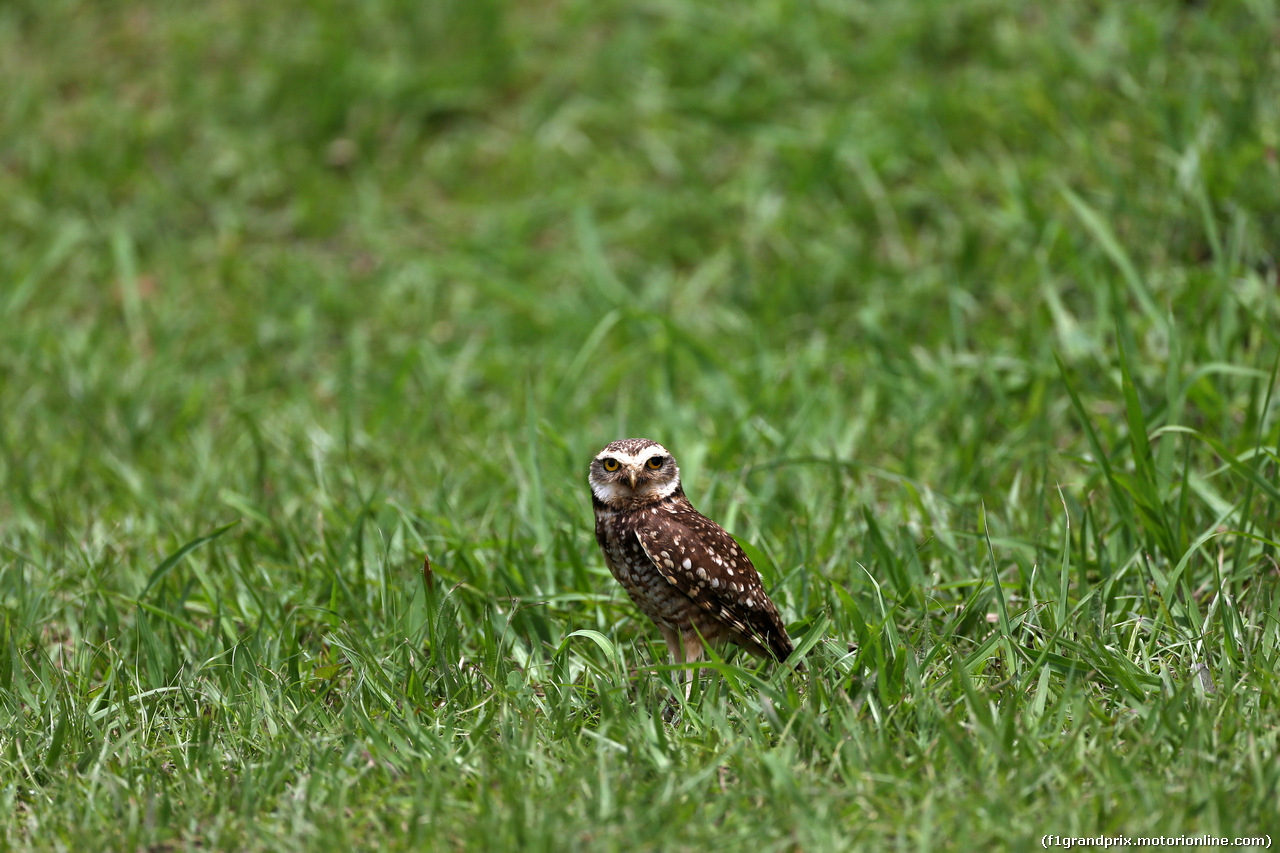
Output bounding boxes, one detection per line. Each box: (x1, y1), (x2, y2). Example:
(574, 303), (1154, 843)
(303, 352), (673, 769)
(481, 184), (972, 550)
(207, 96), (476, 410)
(646, 456), (664, 470)
(602, 458), (620, 471)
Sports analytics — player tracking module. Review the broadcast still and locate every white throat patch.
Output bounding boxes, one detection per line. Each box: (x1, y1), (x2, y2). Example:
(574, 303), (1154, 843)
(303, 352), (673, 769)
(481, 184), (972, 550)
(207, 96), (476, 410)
(590, 478), (631, 504)
(647, 477), (680, 500)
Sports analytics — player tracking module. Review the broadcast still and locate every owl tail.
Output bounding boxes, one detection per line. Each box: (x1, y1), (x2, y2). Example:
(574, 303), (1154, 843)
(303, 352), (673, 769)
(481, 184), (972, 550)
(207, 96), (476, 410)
(770, 630), (805, 673)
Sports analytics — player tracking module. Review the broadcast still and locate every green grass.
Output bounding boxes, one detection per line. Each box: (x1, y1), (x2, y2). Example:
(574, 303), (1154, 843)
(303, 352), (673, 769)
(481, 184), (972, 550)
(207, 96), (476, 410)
(2, 0), (1280, 849)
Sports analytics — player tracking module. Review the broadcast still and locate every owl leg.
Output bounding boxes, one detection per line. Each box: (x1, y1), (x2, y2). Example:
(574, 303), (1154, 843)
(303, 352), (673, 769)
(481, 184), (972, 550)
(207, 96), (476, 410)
(680, 631), (705, 699)
(656, 624), (692, 711)
(659, 624), (683, 678)
(659, 625), (702, 699)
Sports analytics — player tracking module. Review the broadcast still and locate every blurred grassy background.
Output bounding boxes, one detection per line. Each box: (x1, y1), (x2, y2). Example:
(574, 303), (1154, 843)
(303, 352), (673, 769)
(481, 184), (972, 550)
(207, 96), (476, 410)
(2, 0), (1279, 849)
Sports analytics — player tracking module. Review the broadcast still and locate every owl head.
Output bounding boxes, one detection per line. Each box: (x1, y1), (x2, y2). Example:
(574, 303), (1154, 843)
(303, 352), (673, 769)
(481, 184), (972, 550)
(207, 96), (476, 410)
(589, 438), (683, 507)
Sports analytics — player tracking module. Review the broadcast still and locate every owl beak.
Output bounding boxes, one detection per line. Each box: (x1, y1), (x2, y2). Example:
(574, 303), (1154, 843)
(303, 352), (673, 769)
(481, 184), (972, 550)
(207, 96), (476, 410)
(627, 470), (638, 490)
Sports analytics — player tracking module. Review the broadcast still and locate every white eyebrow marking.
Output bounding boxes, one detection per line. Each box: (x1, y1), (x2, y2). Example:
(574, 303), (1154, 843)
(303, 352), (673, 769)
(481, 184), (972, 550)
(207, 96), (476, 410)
(594, 449), (645, 465)
(593, 441), (672, 464)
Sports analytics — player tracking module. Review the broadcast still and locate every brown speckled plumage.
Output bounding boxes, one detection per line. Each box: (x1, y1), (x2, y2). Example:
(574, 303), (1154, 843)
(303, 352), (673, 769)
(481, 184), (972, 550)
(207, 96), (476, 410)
(589, 438), (797, 680)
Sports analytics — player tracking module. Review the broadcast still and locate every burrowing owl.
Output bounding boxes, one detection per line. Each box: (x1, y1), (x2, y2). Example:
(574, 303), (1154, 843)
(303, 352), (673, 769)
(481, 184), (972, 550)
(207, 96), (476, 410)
(589, 438), (798, 685)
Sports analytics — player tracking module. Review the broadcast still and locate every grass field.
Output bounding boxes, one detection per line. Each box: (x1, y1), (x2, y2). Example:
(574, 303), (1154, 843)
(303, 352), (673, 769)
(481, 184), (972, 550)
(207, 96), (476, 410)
(3, 0), (1280, 849)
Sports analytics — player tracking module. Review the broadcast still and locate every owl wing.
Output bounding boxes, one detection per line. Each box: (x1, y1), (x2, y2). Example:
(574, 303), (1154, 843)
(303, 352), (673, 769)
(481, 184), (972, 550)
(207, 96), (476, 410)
(634, 505), (796, 664)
